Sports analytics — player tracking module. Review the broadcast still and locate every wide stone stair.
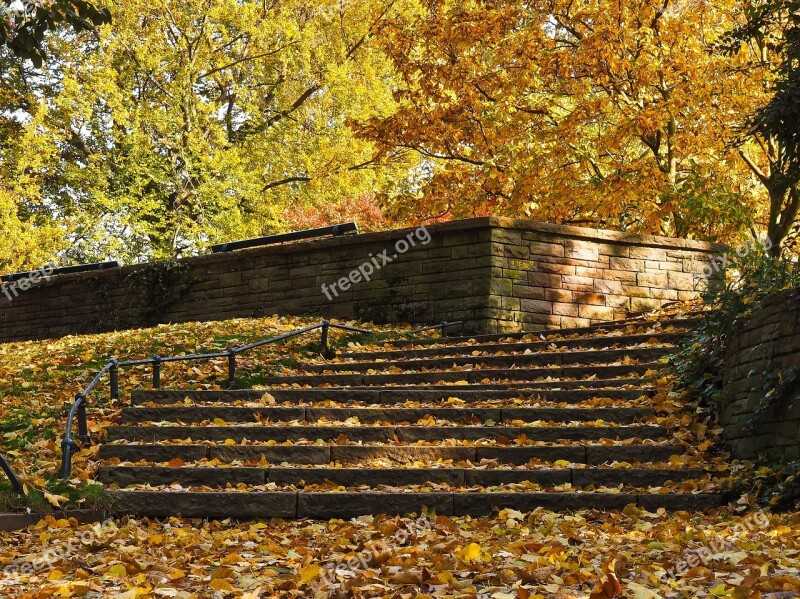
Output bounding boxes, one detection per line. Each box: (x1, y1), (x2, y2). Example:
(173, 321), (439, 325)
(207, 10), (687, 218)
(98, 314), (729, 519)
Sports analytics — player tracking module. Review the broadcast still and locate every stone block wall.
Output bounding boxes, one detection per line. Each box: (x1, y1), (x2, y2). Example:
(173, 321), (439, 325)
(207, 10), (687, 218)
(0, 217), (725, 342)
(721, 287), (800, 462)
(487, 220), (724, 332)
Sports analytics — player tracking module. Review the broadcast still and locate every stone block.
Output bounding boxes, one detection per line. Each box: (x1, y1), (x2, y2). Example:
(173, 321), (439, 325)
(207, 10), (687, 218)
(562, 275), (594, 288)
(528, 272), (562, 288)
(637, 272), (669, 288)
(573, 292), (606, 306)
(218, 272), (242, 287)
(514, 284), (546, 300)
(575, 267), (604, 279)
(605, 295), (630, 308)
(502, 268), (529, 281)
(578, 304), (614, 320)
(621, 285), (651, 298)
(668, 271), (696, 291)
(536, 262), (576, 276)
(490, 278), (513, 296)
(560, 316), (592, 328)
(544, 288), (573, 303)
(521, 299), (553, 314)
(565, 243), (599, 262)
(553, 302), (579, 317)
(492, 229), (523, 245)
(597, 244), (629, 257)
(529, 242), (565, 257)
(630, 297), (663, 312)
(649, 288), (679, 300)
(609, 257), (645, 272)
(630, 247), (668, 261)
(594, 279), (623, 295)
(603, 270), (637, 283)
(442, 231), (479, 246)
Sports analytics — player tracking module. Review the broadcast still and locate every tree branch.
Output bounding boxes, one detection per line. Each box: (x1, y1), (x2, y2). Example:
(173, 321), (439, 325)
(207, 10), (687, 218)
(261, 175), (312, 192)
(738, 148), (771, 187)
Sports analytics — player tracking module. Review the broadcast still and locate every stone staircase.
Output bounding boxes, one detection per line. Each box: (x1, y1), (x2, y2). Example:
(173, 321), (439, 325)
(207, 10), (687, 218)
(98, 314), (728, 519)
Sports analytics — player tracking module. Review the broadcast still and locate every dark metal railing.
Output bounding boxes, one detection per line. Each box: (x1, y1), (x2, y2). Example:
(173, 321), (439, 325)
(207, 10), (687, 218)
(1, 261), (119, 282)
(211, 222), (359, 253)
(59, 319), (462, 479)
(0, 451), (24, 495)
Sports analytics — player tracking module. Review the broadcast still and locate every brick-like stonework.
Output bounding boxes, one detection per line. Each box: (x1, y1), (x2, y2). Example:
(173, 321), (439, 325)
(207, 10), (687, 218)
(0, 217), (725, 342)
(721, 287), (800, 462)
(487, 220), (723, 331)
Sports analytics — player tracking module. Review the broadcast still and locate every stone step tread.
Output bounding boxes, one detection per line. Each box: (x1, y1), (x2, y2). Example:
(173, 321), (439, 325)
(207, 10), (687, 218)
(343, 332), (687, 361)
(262, 363), (663, 386)
(385, 317), (703, 348)
(131, 386), (655, 406)
(99, 443), (685, 466)
(104, 424), (669, 443)
(119, 406), (656, 425)
(300, 347), (674, 373)
(97, 465), (707, 488)
(131, 378), (656, 401)
(105, 489), (726, 518)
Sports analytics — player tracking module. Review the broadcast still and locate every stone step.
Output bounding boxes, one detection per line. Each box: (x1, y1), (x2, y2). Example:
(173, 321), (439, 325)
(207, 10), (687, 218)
(119, 405), (656, 425)
(385, 317), (703, 348)
(99, 443), (684, 466)
(97, 465), (705, 488)
(106, 489), (725, 519)
(261, 363), (663, 386)
(298, 347), (674, 374)
(131, 385), (655, 406)
(94, 310), (713, 520)
(105, 424), (668, 443)
(341, 332), (687, 361)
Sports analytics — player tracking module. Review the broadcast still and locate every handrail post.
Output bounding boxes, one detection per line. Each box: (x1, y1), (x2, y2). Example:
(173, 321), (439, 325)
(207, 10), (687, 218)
(440, 321), (449, 338)
(109, 359), (119, 402)
(227, 349), (237, 388)
(0, 452), (23, 495)
(59, 437), (78, 480)
(320, 320), (334, 359)
(76, 393), (90, 445)
(152, 355), (161, 389)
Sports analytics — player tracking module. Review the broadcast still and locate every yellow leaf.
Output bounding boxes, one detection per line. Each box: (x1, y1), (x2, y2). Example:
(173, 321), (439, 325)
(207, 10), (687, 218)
(106, 564), (128, 579)
(211, 566), (234, 580)
(209, 579), (235, 591)
(43, 491), (69, 507)
(457, 542), (483, 564)
(299, 563), (322, 585)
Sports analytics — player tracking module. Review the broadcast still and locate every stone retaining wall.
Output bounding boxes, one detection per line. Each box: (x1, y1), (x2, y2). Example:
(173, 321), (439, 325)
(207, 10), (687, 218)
(721, 287), (800, 462)
(0, 217), (725, 342)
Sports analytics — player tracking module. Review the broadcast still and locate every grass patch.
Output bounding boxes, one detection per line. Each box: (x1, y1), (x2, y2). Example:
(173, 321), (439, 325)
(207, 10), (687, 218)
(0, 481), (110, 514)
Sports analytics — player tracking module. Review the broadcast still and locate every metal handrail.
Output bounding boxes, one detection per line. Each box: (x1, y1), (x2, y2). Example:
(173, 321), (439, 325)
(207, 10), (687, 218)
(0, 451), (24, 495)
(1, 261), (119, 282)
(59, 319), (462, 479)
(211, 222), (359, 253)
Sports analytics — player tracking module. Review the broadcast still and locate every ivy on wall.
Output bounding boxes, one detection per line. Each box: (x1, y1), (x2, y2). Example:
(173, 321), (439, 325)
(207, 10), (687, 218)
(130, 260), (195, 326)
